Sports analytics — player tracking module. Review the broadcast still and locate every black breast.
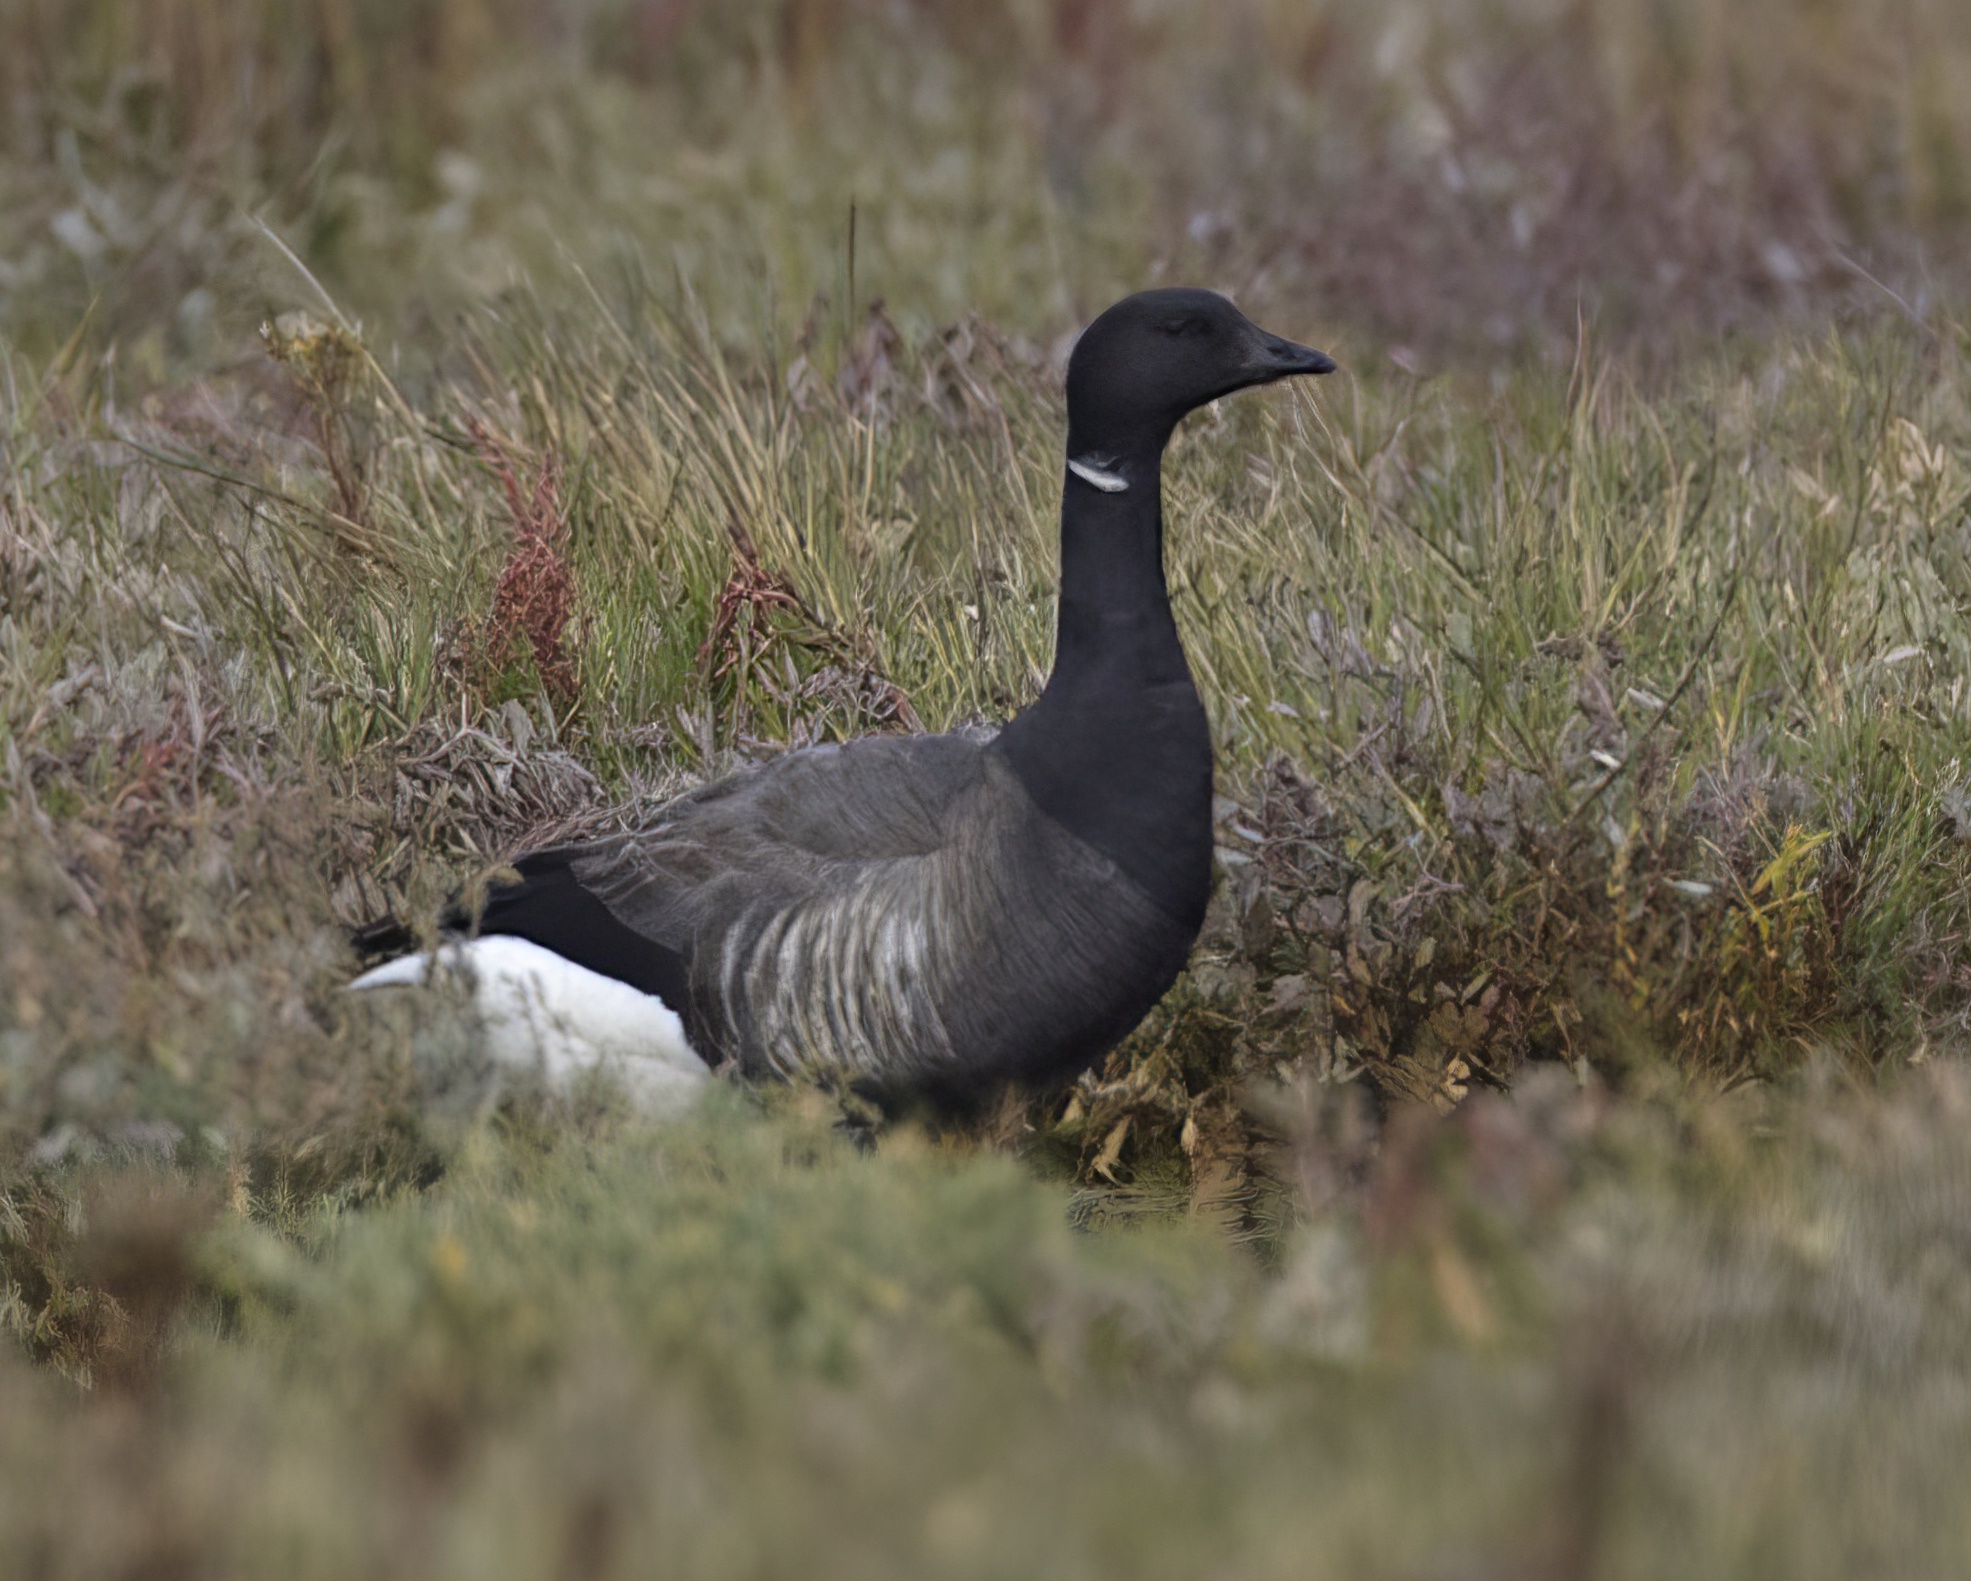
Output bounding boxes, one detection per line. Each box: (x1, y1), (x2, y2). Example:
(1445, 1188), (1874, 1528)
(990, 676), (1216, 937)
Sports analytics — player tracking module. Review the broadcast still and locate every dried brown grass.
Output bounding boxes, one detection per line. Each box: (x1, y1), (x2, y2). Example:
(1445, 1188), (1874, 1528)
(467, 419), (581, 706)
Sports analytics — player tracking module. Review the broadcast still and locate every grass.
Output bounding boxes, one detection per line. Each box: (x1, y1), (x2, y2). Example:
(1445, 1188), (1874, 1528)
(10, 1076), (1971, 1577)
(4, 2), (1971, 1575)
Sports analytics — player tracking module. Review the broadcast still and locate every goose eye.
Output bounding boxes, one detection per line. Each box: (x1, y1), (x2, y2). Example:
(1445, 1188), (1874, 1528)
(1162, 318), (1206, 337)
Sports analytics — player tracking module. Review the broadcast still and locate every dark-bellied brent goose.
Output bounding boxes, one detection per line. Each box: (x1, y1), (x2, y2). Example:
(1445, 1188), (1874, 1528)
(351, 289), (1335, 1113)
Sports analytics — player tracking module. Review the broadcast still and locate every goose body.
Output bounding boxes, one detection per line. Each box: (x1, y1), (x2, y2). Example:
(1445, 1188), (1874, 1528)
(352, 289), (1333, 1108)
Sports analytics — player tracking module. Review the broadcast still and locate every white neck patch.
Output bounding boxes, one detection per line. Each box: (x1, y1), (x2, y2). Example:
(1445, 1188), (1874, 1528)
(1068, 454), (1129, 494)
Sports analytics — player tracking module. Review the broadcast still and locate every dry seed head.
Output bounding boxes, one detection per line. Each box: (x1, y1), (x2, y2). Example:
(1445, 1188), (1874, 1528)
(259, 312), (365, 399)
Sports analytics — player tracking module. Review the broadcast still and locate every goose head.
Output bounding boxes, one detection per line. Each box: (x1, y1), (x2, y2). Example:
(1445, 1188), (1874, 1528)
(1065, 288), (1335, 465)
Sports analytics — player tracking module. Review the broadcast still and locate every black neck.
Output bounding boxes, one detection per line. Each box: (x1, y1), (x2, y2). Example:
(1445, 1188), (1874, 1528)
(993, 438), (1215, 931)
(1048, 451), (1187, 689)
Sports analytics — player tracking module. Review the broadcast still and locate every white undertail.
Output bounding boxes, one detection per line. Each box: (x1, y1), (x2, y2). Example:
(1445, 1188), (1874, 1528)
(349, 936), (710, 1115)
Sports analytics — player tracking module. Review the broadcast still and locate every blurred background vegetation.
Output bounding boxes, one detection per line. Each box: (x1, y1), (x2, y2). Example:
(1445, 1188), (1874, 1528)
(5, 3), (1971, 1576)
(6, 0), (1971, 365)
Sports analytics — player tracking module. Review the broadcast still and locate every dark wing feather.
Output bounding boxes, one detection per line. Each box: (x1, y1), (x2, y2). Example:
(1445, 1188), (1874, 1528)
(563, 732), (988, 940)
(474, 850), (694, 1010)
(465, 734), (990, 1061)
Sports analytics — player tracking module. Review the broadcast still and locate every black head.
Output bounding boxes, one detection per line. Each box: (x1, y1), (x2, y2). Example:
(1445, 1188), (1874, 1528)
(1065, 288), (1335, 458)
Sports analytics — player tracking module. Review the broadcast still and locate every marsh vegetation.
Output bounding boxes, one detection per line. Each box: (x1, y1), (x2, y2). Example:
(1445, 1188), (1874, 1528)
(4, 4), (1971, 1575)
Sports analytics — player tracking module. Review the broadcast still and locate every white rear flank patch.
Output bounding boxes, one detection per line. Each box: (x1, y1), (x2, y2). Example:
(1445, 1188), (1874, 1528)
(349, 936), (709, 1116)
(1067, 454), (1129, 493)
